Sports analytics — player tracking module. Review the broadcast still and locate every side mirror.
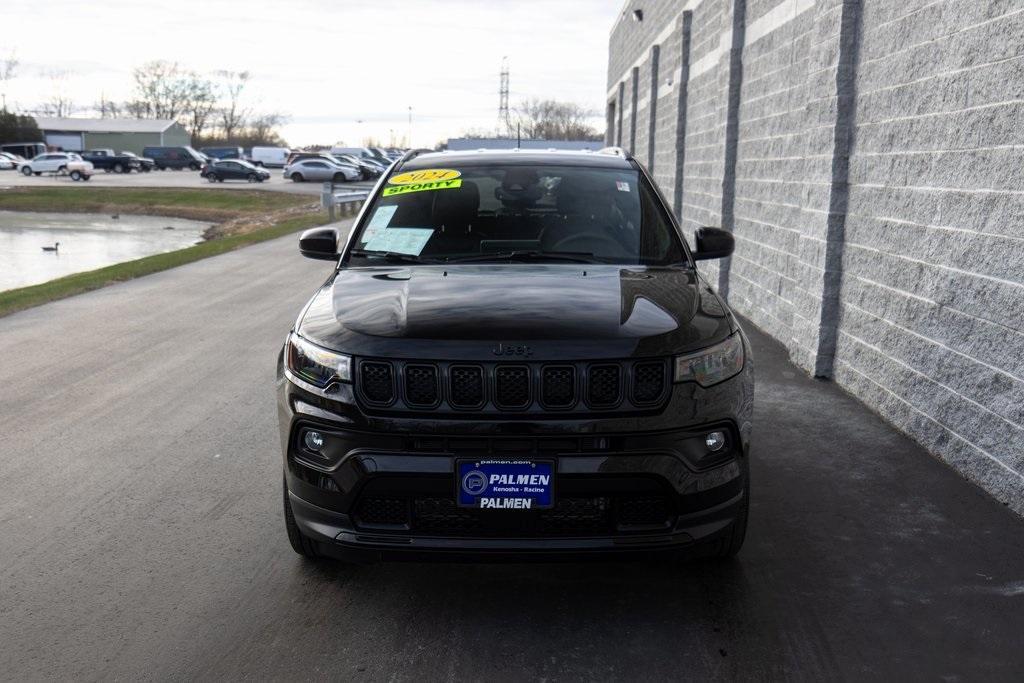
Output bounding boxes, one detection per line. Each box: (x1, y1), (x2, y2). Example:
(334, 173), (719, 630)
(299, 227), (340, 261)
(693, 227), (734, 260)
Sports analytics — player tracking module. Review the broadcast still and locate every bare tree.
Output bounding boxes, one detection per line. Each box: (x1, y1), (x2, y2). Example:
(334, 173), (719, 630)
(511, 98), (601, 141)
(95, 93), (122, 118)
(215, 70), (250, 140)
(0, 50), (17, 111)
(182, 73), (217, 138)
(38, 69), (77, 117)
(131, 60), (190, 119)
(246, 111), (287, 144)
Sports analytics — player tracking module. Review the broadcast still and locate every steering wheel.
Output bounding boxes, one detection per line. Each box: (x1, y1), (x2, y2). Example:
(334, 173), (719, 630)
(548, 231), (626, 257)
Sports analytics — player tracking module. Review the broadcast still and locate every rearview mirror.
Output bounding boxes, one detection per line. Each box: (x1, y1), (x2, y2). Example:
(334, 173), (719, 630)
(299, 227), (340, 261)
(693, 227), (734, 260)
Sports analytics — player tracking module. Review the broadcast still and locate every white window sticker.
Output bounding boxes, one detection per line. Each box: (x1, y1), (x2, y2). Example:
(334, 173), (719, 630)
(363, 227), (434, 256)
(361, 205), (398, 243)
(616, 181), (630, 192)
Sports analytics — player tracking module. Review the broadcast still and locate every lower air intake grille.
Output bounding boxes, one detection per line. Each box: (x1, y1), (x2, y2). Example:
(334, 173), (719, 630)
(495, 365), (530, 409)
(360, 361), (395, 404)
(632, 361), (666, 404)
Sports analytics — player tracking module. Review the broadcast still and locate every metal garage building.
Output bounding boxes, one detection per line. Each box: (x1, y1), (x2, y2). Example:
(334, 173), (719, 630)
(33, 117), (191, 155)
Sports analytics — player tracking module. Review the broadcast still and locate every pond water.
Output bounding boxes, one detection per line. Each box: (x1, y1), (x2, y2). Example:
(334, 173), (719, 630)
(0, 211), (210, 292)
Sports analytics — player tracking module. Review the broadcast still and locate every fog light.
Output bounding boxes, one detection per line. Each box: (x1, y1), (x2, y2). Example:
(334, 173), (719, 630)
(303, 430), (325, 453)
(705, 431), (726, 452)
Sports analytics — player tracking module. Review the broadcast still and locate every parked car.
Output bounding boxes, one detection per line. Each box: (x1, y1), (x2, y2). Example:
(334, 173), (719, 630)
(142, 146), (205, 171)
(334, 153), (385, 180)
(283, 158), (360, 183)
(200, 146), (244, 160)
(119, 151), (155, 172)
(18, 152), (94, 181)
(278, 147), (751, 563)
(0, 152), (18, 170)
(200, 159), (271, 183)
(80, 149), (141, 174)
(250, 146), (291, 168)
(1, 142), (46, 159)
(330, 146), (377, 161)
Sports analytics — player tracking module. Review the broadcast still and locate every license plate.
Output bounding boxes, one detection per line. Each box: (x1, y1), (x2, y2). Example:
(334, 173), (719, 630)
(456, 459), (554, 509)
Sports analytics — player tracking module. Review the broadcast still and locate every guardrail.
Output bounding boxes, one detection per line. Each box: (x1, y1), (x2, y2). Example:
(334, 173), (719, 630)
(320, 182), (370, 221)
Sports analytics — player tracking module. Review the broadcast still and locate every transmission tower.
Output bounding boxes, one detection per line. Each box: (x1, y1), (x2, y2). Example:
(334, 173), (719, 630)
(498, 56), (510, 137)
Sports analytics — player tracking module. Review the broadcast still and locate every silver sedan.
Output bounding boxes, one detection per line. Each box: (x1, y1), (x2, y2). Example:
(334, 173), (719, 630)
(283, 159), (360, 183)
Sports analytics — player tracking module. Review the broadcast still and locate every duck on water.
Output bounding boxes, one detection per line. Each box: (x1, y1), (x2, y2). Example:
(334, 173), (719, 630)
(42, 242), (60, 252)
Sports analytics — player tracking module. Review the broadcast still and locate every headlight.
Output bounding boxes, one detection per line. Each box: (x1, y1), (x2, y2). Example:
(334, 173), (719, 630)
(285, 333), (351, 388)
(674, 333), (744, 387)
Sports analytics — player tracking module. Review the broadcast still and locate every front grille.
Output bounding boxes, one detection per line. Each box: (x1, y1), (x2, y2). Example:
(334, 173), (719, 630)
(354, 358), (669, 415)
(495, 365), (530, 409)
(404, 364), (439, 407)
(541, 365), (576, 408)
(449, 365), (484, 408)
(359, 361), (395, 404)
(632, 361), (667, 404)
(587, 364), (621, 407)
(355, 494), (673, 537)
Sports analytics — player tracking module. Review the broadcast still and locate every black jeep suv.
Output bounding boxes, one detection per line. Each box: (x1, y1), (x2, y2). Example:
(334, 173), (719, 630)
(277, 148), (753, 562)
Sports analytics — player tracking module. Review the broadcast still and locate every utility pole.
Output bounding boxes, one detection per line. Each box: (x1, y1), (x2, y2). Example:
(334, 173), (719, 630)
(498, 56), (510, 137)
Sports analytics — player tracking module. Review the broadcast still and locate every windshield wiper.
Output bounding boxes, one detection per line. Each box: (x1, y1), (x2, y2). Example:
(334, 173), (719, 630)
(349, 249), (439, 264)
(445, 250), (603, 264)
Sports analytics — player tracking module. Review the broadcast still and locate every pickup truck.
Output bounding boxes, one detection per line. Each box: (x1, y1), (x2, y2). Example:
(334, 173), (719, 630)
(80, 149), (141, 174)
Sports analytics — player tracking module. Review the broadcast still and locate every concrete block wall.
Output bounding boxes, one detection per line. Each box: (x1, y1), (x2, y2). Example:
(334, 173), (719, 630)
(607, 0), (1024, 513)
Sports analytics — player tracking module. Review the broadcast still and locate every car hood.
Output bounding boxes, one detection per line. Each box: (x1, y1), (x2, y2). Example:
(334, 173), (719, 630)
(297, 264), (735, 361)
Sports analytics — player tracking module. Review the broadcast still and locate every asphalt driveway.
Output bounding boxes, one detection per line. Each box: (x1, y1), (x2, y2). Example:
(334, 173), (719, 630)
(1, 226), (1022, 680)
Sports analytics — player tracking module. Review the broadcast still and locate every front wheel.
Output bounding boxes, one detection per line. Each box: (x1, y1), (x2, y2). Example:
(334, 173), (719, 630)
(21, 166), (32, 176)
(291, 173), (304, 183)
(57, 165), (67, 174)
(206, 174), (218, 183)
(333, 173), (347, 183)
(141, 166), (151, 173)
(188, 162), (200, 171)
(283, 478), (321, 560)
(113, 163), (124, 174)
(70, 170), (82, 181)
(247, 173), (258, 183)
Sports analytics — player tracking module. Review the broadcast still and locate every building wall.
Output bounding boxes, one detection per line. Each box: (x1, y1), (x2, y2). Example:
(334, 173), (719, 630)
(607, 0), (1024, 514)
(83, 132), (163, 155)
(162, 123), (191, 149)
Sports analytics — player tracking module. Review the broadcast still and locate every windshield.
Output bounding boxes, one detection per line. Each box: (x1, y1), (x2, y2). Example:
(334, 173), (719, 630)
(348, 163), (686, 265)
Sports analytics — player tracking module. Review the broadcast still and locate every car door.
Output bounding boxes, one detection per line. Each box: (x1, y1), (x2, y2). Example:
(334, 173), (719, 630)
(219, 161), (240, 179)
(34, 154), (60, 172)
(304, 161), (329, 181)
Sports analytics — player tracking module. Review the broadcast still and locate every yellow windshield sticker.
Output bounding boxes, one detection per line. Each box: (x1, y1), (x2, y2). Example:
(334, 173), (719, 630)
(383, 179), (462, 196)
(389, 168), (461, 185)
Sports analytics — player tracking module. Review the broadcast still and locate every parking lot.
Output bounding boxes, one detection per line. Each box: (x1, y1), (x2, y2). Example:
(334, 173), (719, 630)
(0, 168), (376, 196)
(1, 222), (1022, 680)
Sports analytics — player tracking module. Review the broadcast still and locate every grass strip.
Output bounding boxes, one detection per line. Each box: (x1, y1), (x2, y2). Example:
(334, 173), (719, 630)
(0, 211), (331, 318)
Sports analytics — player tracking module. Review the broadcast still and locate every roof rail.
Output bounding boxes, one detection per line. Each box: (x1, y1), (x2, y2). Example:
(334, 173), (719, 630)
(396, 147), (434, 166)
(597, 146), (629, 158)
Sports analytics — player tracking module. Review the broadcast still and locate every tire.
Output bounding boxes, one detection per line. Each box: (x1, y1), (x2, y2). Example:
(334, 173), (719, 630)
(34, 172), (41, 176)
(57, 165), (67, 174)
(254, 161), (264, 167)
(188, 162), (200, 171)
(113, 163), (124, 174)
(141, 166), (151, 173)
(83, 175), (91, 181)
(21, 166), (31, 176)
(207, 174), (218, 183)
(247, 173), (258, 183)
(70, 170), (82, 181)
(283, 477), (321, 560)
(333, 173), (346, 183)
(291, 173), (304, 183)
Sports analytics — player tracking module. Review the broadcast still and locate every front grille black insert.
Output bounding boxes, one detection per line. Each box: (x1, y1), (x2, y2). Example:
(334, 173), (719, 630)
(632, 361), (666, 404)
(587, 364), (621, 407)
(404, 364), (440, 407)
(495, 365), (530, 409)
(355, 497), (408, 526)
(449, 365), (485, 408)
(541, 365), (576, 408)
(360, 361), (395, 405)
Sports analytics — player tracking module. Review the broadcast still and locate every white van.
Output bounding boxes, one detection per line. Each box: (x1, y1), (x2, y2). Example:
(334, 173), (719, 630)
(249, 147), (291, 168)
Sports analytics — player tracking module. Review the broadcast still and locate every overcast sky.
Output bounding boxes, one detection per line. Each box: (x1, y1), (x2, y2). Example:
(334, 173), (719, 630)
(1, 0), (623, 147)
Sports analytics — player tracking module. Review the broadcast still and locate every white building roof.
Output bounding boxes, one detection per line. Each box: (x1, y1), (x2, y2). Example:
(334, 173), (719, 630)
(34, 117), (180, 134)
